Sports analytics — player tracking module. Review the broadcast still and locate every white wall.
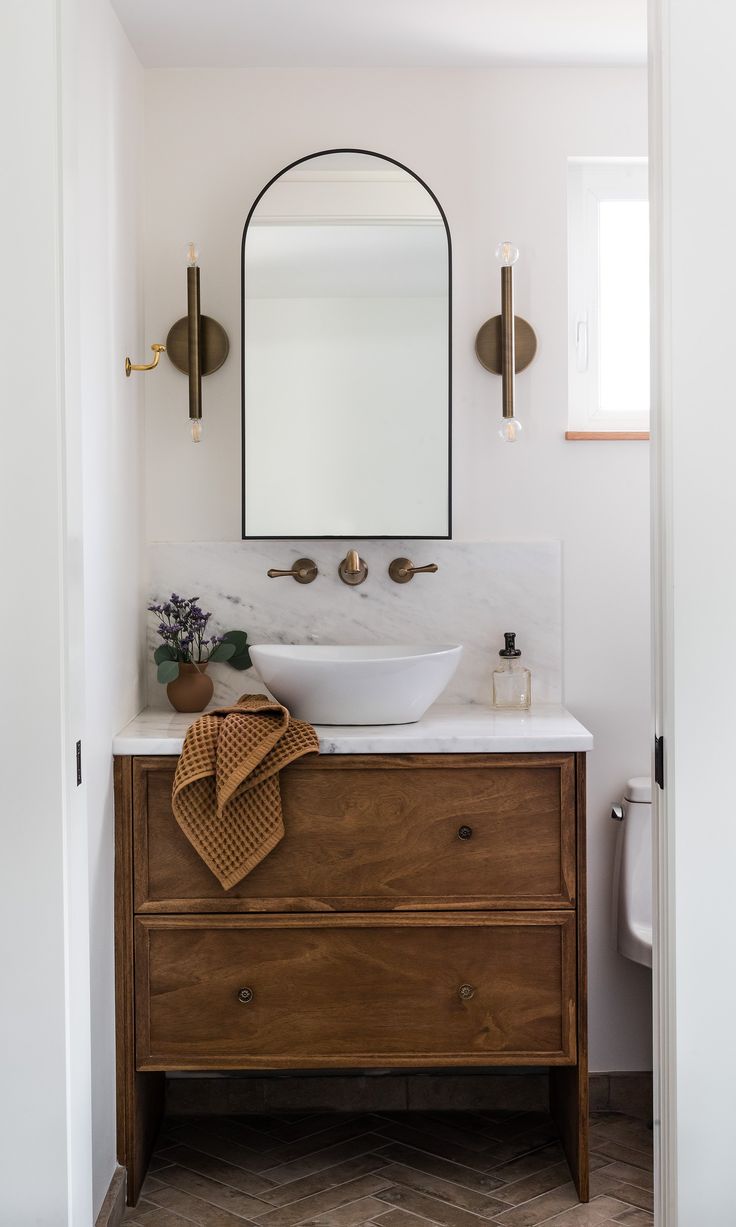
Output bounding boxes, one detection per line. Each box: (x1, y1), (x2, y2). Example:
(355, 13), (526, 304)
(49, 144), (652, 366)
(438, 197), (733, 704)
(143, 66), (651, 1072)
(0, 3), (82, 1221)
(62, 0), (146, 1215)
(651, 0), (736, 1219)
(2, 0), (144, 1215)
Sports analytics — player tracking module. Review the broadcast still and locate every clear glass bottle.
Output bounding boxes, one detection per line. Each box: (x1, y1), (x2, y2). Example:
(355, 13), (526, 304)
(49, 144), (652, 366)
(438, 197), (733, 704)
(492, 632), (531, 710)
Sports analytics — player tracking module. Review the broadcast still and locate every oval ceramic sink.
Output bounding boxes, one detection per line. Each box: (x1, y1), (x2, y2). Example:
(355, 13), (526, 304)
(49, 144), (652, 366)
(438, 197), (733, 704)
(250, 644), (463, 726)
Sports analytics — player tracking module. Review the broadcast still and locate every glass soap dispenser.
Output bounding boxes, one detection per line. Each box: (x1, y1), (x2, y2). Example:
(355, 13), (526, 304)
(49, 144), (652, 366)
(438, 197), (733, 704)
(492, 632), (531, 710)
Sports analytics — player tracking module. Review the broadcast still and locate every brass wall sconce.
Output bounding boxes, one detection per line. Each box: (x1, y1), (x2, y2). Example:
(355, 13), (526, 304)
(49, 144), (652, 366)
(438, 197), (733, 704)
(124, 243), (229, 445)
(475, 241), (537, 443)
(166, 243), (229, 444)
(125, 343), (165, 377)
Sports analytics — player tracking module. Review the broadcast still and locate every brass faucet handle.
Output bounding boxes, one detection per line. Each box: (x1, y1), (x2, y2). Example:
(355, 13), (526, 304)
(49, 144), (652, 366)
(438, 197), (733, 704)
(267, 557), (318, 584)
(388, 557), (439, 584)
(338, 550), (368, 586)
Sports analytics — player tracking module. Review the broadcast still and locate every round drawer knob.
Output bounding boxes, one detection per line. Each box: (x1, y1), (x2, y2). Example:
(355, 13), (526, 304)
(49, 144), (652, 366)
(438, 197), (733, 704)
(458, 983), (476, 1001)
(457, 825), (473, 840)
(237, 986), (254, 1005)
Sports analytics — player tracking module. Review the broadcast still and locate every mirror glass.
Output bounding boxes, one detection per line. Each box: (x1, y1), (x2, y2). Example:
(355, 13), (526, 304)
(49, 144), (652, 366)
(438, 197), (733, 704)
(242, 151), (450, 538)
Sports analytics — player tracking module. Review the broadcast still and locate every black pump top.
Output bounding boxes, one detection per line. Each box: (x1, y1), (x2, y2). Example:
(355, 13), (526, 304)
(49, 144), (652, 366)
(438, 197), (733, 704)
(499, 632), (521, 658)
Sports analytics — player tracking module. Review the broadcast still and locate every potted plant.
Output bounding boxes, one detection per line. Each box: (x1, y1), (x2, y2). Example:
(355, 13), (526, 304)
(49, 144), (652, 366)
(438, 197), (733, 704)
(148, 593), (251, 712)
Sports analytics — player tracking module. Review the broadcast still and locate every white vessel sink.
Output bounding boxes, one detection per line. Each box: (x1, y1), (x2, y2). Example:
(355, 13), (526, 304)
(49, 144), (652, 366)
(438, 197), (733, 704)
(250, 644), (463, 726)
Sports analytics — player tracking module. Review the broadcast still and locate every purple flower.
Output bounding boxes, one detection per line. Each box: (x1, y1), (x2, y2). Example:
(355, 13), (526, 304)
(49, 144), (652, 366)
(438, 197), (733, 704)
(150, 591), (235, 669)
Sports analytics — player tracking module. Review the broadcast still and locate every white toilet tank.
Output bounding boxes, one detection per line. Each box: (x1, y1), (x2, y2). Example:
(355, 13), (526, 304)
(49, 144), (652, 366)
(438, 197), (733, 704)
(611, 776), (652, 968)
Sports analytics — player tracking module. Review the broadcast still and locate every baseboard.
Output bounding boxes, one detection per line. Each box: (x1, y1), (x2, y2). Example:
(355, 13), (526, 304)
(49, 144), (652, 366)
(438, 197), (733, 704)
(95, 1165), (126, 1227)
(589, 1071), (653, 1121)
(166, 1070), (551, 1115)
(165, 1070), (653, 1121)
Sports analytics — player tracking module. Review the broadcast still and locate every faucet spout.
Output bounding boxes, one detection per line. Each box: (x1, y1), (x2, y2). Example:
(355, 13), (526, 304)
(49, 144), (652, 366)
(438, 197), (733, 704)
(338, 549), (368, 586)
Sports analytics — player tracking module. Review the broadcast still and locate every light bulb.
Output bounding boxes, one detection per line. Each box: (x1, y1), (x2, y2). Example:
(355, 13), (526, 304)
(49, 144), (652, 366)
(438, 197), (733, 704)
(186, 241), (199, 267)
(498, 416), (522, 443)
(495, 240), (519, 267)
(190, 418), (202, 444)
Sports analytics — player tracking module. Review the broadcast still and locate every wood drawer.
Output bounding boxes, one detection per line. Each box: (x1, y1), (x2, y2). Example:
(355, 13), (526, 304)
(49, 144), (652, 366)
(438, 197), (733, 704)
(133, 754), (576, 911)
(134, 912), (576, 1069)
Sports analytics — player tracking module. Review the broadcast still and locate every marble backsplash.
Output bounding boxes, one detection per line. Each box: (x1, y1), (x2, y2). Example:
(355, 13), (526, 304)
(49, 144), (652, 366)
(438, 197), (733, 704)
(146, 540), (562, 709)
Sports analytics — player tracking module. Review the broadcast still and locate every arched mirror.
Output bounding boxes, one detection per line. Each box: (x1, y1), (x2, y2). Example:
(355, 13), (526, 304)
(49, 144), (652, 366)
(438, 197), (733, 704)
(241, 149), (451, 539)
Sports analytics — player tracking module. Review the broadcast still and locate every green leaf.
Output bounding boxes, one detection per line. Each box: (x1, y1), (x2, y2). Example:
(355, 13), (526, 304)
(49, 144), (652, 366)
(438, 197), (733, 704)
(229, 647), (252, 671)
(157, 659), (180, 684)
(222, 629), (248, 652)
(220, 630), (251, 671)
(209, 641), (237, 663)
(154, 644), (176, 664)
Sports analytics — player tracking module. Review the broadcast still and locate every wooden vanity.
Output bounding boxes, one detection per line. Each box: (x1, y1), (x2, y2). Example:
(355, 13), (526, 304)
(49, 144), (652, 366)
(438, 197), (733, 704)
(112, 716), (588, 1202)
(114, 713), (590, 1206)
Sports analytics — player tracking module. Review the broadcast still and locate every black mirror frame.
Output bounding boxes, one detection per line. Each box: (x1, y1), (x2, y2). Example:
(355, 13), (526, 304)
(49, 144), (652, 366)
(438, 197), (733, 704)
(240, 148), (452, 541)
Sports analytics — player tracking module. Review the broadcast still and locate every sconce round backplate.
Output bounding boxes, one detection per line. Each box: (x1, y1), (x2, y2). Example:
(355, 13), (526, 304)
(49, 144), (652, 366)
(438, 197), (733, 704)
(166, 315), (230, 376)
(475, 315), (537, 374)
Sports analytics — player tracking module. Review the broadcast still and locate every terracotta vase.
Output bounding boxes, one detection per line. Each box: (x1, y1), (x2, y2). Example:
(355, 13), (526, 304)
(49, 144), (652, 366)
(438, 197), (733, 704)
(166, 662), (214, 713)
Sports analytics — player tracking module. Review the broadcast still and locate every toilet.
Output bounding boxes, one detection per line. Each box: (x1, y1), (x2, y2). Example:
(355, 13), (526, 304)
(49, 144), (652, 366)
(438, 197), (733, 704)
(611, 776), (653, 967)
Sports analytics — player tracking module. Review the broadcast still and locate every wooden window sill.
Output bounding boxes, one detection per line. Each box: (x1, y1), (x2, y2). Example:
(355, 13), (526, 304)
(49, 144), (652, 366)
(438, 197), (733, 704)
(565, 431), (650, 441)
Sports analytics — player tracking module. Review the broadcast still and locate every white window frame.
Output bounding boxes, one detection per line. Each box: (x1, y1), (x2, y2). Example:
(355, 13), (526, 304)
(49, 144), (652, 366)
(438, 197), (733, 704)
(568, 157), (649, 435)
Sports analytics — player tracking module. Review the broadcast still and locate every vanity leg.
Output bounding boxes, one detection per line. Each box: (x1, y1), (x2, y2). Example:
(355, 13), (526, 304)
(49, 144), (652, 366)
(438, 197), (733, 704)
(550, 751), (589, 1201)
(550, 1062), (589, 1201)
(115, 758), (165, 1204)
(117, 1070), (165, 1205)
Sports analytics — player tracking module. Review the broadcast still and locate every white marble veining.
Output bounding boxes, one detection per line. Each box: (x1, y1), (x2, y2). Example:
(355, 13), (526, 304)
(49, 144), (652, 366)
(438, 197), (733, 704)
(147, 540), (561, 709)
(112, 702), (592, 756)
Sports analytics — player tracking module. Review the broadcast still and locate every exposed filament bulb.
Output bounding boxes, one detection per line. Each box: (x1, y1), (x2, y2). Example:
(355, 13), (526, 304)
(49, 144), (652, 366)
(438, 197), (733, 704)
(499, 416), (522, 443)
(495, 240), (519, 267)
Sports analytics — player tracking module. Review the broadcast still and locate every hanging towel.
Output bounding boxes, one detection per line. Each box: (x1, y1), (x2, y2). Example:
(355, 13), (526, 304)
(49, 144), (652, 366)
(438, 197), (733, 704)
(171, 693), (319, 889)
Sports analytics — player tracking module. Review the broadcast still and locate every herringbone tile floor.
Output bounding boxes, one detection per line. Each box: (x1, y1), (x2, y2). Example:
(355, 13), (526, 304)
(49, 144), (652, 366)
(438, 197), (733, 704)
(124, 1109), (654, 1227)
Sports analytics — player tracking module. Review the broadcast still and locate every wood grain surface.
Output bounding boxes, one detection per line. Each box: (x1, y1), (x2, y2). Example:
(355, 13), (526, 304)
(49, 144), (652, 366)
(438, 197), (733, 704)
(134, 754), (576, 912)
(114, 757), (164, 1202)
(115, 750), (589, 1205)
(550, 752), (590, 1200)
(134, 912), (576, 1070)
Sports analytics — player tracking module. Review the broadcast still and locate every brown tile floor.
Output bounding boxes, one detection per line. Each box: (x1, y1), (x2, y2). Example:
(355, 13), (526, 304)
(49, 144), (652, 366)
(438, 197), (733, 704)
(125, 1110), (654, 1227)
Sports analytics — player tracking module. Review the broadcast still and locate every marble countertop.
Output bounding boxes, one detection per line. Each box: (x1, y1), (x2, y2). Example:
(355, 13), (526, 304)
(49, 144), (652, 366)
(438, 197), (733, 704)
(113, 703), (593, 755)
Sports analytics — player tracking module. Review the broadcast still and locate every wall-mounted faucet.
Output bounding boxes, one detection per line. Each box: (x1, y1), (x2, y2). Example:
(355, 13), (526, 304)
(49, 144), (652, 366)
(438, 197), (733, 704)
(388, 557), (439, 584)
(387, 561), (439, 584)
(265, 551), (438, 588)
(338, 549), (368, 586)
(267, 558), (318, 584)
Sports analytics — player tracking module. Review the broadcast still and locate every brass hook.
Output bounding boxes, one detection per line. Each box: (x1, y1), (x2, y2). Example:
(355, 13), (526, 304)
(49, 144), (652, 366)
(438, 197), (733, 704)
(125, 343), (166, 378)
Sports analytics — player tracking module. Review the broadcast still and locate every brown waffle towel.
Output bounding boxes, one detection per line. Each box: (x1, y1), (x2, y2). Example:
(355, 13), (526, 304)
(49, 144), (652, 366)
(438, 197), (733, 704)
(171, 693), (319, 889)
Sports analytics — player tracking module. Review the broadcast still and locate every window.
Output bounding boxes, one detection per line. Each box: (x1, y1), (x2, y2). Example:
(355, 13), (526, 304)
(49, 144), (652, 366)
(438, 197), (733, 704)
(567, 158), (649, 437)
